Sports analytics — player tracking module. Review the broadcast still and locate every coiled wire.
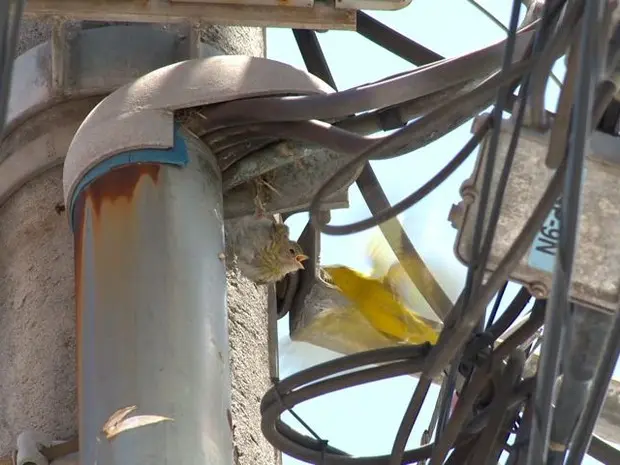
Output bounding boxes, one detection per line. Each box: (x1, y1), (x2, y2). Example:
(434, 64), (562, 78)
(259, 1), (620, 464)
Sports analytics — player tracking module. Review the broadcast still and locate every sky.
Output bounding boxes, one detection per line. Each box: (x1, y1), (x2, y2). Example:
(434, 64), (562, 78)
(265, 1), (619, 464)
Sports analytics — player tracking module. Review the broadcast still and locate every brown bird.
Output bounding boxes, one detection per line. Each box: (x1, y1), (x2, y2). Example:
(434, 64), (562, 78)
(228, 215), (309, 284)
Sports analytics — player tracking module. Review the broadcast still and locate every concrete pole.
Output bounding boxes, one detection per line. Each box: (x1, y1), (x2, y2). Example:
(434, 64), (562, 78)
(0, 165), (76, 451)
(71, 128), (229, 465)
(0, 17), (276, 465)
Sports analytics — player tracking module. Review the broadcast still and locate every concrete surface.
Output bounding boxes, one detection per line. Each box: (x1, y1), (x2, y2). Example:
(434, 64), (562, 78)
(0, 166), (76, 451)
(226, 265), (280, 465)
(0, 17), (277, 465)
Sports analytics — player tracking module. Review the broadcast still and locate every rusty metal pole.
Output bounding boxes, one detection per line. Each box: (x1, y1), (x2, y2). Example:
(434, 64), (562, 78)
(69, 127), (231, 465)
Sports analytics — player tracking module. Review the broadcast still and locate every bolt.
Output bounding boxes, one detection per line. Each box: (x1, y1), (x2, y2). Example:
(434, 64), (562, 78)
(460, 186), (477, 204)
(529, 282), (548, 299)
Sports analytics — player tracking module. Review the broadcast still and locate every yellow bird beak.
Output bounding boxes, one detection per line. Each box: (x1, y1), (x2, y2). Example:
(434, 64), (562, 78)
(295, 254), (309, 269)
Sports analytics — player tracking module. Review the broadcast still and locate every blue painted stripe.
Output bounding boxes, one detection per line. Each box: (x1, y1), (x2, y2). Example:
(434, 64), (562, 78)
(527, 168), (587, 273)
(69, 123), (190, 230)
(527, 196), (561, 273)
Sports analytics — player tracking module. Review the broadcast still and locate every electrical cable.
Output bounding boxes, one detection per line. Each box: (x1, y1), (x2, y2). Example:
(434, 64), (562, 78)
(428, 311), (545, 465)
(527, 0), (576, 129)
(276, 15), (578, 462)
(453, 0), (567, 376)
(5, 1), (620, 464)
(526, 2), (604, 463)
(414, 68), (616, 383)
(256, 6), (620, 462)
(474, 0), (569, 96)
(356, 11), (443, 66)
(486, 281), (509, 330)
(547, 307), (613, 465)
(199, 25), (538, 129)
(465, 352), (526, 465)
(261, 303), (548, 465)
(318, 115), (492, 236)
(171, 2), (620, 462)
(462, 0), (525, 321)
(208, 58), (524, 166)
(433, 362), (457, 442)
(307, 1), (577, 237)
(445, 0), (569, 343)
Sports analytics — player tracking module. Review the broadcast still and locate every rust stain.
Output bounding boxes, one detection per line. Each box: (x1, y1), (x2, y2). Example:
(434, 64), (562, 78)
(86, 164), (161, 219)
(72, 163), (160, 406)
(73, 192), (85, 413)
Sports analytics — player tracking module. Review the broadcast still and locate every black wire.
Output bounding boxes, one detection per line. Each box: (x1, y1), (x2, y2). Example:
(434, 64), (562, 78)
(307, 64), (532, 235)
(307, 6), (573, 236)
(468, 0), (570, 320)
(421, 72), (617, 385)
(298, 18), (567, 463)
(263, 323), (533, 465)
(462, 0), (524, 313)
(293, 29), (337, 89)
(350, 118), (489, 233)
(355, 12), (443, 65)
(418, 0), (587, 382)
(470, 76), (531, 304)
(442, 2), (527, 436)
(528, 0), (575, 128)
(260, 303), (617, 464)
(527, 1), (604, 463)
(255, 3), (620, 464)
(382, 8), (568, 463)
(291, 25), (445, 329)
(434, 364), (457, 441)
(271, 377), (326, 445)
(486, 281), (509, 329)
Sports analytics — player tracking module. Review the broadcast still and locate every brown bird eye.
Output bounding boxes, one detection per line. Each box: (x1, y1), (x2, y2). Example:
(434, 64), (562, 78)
(289, 248), (296, 255)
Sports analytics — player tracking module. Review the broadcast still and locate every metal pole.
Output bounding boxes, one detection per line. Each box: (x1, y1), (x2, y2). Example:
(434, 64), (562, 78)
(565, 308), (620, 465)
(70, 127), (231, 465)
(547, 305), (612, 465)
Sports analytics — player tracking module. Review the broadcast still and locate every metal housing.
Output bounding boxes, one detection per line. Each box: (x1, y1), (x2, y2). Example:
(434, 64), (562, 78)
(453, 114), (620, 313)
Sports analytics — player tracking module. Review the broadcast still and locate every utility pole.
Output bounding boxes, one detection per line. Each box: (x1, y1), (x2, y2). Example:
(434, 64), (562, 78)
(1, 15), (278, 465)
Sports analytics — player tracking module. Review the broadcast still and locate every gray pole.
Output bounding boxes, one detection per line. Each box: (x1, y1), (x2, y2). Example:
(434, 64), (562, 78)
(1, 16), (275, 465)
(71, 128), (230, 465)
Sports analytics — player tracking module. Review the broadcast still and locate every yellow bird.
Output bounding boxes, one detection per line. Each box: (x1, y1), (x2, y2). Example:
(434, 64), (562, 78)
(367, 232), (444, 324)
(322, 264), (439, 346)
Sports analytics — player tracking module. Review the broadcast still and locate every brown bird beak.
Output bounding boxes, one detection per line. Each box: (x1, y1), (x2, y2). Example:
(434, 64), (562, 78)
(295, 254), (309, 269)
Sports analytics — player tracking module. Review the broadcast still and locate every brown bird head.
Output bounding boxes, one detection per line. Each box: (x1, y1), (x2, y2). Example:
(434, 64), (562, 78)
(277, 240), (309, 275)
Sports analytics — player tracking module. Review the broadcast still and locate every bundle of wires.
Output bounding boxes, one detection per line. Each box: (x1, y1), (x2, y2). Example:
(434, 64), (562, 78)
(3, 0), (620, 463)
(261, 1), (620, 464)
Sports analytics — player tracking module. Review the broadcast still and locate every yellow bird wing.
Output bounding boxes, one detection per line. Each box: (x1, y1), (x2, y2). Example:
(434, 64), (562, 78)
(323, 265), (438, 345)
(367, 232), (421, 304)
(366, 233), (396, 280)
(369, 233), (444, 326)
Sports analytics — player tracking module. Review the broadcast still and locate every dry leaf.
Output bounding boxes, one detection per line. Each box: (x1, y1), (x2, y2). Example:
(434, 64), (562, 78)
(102, 405), (173, 440)
(102, 406), (137, 434)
